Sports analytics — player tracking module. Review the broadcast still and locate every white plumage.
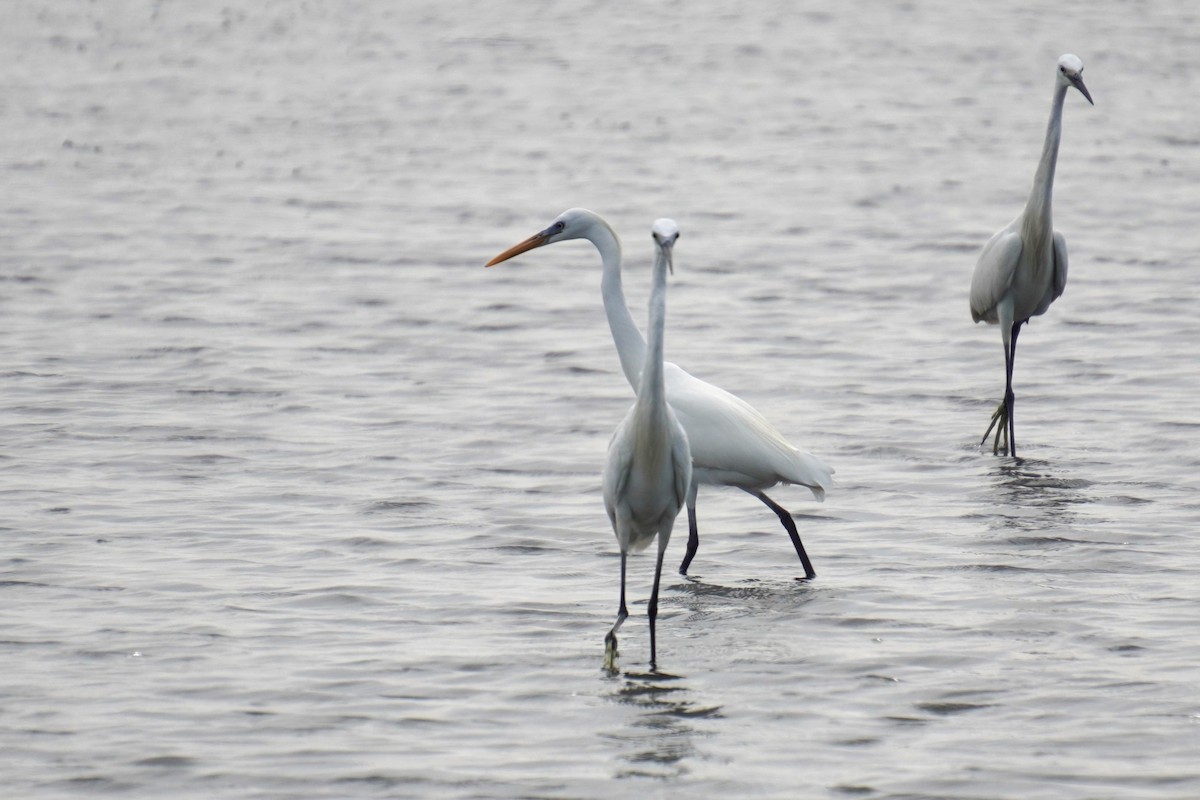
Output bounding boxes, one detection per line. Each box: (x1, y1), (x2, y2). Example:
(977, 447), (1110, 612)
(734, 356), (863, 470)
(598, 218), (691, 669)
(487, 208), (832, 578)
(969, 54), (1093, 457)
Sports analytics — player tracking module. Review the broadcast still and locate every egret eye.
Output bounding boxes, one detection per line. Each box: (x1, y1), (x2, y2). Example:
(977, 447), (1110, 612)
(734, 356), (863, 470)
(554, 221), (566, 231)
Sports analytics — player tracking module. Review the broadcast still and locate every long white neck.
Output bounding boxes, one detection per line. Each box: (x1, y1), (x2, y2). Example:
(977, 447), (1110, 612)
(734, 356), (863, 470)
(585, 216), (648, 392)
(638, 245), (669, 407)
(1025, 81), (1068, 223)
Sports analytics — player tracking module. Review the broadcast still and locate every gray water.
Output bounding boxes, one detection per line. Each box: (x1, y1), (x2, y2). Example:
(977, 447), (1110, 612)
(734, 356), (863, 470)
(3, 1), (1199, 798)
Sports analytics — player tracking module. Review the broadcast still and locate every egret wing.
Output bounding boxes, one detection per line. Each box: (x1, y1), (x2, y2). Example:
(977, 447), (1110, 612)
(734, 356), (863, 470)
(664, 364), (832, 498)
(1031, 230), (1069, 317)
(601, 412), (635, 525)
(668, 419), (693, 513)
(969, 230), (1023, 323)
(1051, 230), (1069, 302)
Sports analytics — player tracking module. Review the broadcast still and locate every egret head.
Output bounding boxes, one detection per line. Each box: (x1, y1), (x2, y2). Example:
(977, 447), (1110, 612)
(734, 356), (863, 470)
(1056, 54), (1093, 105)
(485, 208), (599, 267)
(651, 218), (679, 274)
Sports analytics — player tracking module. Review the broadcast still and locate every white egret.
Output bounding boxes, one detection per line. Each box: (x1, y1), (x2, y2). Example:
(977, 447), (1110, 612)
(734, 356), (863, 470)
(970, 54), (1093, 457)
(487, 209), (833, 578)
(599, 219), (692, 670)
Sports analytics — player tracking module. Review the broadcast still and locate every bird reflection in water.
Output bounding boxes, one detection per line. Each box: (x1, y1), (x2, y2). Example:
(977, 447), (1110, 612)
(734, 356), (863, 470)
(988, 457), (1093, 542)
(601, 668), (721, 780)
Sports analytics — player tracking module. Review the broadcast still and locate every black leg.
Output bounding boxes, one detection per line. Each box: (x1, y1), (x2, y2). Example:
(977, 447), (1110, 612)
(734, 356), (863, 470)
(679, 502), (699, 575)
(997, 334), (1013, 456)
(604, 552), (628, 670)
(748, 489), (817, 580)
(1005, 322), (1021, 458)
(648, 543), (666, 669)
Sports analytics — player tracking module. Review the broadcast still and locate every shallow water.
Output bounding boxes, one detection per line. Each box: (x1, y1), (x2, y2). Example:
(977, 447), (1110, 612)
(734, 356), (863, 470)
(2, 1), (1199, 798)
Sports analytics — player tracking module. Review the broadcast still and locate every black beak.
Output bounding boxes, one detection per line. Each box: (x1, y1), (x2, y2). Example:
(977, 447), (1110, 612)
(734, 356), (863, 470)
(1072, 75), (1094, 106)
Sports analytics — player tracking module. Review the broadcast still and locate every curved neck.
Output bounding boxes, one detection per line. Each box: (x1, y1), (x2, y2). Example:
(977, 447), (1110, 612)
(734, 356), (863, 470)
(1026, 82), (1068, 221)
(589, 218), (647, 391)
(638, 248), (669, 404)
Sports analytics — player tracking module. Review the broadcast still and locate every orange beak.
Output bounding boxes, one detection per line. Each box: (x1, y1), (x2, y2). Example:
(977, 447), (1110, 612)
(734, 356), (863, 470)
(485, 231), (551, 267)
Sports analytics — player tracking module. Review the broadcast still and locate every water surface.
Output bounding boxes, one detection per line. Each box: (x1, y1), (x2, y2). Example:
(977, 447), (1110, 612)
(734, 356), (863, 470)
(2, 1), (1199, 797)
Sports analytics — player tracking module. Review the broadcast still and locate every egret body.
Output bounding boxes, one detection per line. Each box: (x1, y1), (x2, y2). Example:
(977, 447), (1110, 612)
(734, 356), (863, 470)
(487, 209), (833, 578)
(598, 219), (691, 669)
(970, 54), (1093, 456)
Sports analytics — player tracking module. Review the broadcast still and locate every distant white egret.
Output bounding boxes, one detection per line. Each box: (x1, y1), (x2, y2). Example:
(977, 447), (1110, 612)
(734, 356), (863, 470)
(598, 219), (692, 670)
(970, 54), (1093, 456)
(487, 209), (833, 578)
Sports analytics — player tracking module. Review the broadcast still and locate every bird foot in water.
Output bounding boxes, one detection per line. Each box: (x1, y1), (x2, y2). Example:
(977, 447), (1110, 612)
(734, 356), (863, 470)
(980, 401), (1010, 456)
(603, 633), (619, 673)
